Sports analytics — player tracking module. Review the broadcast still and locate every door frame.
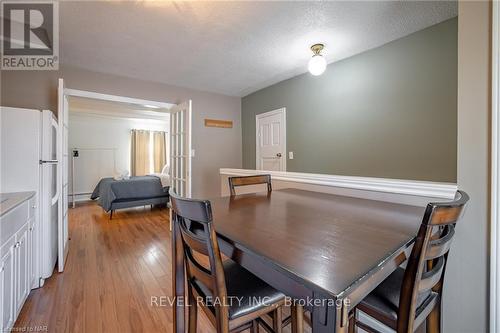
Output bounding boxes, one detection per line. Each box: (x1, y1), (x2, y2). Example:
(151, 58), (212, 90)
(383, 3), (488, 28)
(169, 100), (192, 198)
(59, 87), (183, 269)
(255, 108), (287, 171)
(64, 89), (174, 109)
(491, 1), (500, 331)
(63, 87), (179, 200)
(57, 79), (68, 273)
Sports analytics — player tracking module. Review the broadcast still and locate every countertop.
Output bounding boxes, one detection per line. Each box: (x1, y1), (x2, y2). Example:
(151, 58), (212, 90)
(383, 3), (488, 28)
(0, 191), (36, 217)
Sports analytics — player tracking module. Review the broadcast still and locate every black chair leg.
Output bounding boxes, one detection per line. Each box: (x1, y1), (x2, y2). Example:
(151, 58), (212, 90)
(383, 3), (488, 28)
(109, 210), (113, 220)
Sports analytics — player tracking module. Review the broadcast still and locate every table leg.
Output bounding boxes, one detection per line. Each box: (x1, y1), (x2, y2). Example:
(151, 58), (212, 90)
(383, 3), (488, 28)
(335, 299), (349, 333)
(172, 216), (186, 333)
(310, 293), (349, 333)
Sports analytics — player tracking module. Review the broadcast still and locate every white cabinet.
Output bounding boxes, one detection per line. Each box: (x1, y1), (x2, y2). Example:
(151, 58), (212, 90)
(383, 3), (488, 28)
(1, 238), (16, 331)
(28, 218), (37, 289)
(0, 198), (37, 331)
(15, 223), (29, 314)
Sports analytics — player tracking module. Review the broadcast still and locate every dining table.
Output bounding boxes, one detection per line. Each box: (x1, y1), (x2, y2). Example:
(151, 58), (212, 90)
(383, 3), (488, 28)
(171, 188), (426, 332)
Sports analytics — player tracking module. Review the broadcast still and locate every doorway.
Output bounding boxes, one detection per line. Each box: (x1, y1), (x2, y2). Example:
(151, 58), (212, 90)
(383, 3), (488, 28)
(57, 81), (192, 272)
(66, 95), (171, 204)
(255, 108), (286, 171)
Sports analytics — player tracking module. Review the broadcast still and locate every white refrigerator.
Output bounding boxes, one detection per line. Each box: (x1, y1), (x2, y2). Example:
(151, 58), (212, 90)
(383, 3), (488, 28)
(0, 107), (59, 286)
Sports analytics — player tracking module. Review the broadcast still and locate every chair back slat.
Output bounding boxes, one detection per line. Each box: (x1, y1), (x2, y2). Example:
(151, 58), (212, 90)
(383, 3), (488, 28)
(179, 223), (210, 256)
(170, 193), (212, 223)
(185, 251), (215, 291)
(418, 257), (445, 293)
(228, 174), (272, 196)
(424, 191), (469, 226)
(428, 206), (464, 225)
(397, 190), (469, 333)
(425, 225), (455, 260)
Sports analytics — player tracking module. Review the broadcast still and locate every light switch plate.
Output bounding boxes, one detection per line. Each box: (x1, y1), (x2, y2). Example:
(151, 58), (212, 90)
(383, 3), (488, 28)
(289, 151), (294, 159)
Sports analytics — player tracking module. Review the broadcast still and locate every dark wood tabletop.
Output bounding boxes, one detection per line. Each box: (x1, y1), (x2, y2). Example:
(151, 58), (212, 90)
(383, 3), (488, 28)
(172, 188), (427, 332)
(209, 188), (425, 298)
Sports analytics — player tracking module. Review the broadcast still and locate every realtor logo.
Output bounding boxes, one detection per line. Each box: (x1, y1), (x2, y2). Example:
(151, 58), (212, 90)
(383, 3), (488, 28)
(1, 1), (59, 70)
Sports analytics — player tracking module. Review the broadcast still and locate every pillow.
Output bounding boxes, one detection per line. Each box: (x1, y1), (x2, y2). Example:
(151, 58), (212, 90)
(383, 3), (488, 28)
(161, 164), (170, 175)
(113, 168), (130, 180)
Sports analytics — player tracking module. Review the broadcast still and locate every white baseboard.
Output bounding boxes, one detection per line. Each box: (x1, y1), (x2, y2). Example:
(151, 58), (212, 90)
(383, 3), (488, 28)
(68, 194), (92, 204)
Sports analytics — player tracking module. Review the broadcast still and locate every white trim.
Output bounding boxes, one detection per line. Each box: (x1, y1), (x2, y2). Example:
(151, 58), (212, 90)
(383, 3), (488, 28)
(255, 108), (287, 172)
(491, 1), (500, 332)
(69, 106), (170, 122)
(64, 88), (174, 110)
(169, 100), (192, 198)
(220, 168), (457, 199)
(187, 101), (193, 198)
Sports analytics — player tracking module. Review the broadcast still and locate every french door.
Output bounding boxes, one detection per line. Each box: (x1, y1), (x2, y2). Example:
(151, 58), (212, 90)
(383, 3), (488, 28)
(169, 100), (192, 198)
(57, 78), (69, 272)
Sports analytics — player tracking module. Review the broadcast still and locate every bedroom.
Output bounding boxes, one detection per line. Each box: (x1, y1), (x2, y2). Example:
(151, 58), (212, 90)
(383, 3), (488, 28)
(68, 95), (171, 218)
(0, 1), (495, 333)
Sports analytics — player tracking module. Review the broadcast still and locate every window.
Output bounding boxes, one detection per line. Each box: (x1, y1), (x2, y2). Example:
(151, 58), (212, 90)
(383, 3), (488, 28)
(130, 129), (167, 176)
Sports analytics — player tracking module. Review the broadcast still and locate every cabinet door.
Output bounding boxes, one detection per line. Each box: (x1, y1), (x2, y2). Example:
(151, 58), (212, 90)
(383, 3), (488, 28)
(1, 244), (15, 331)
(28, 219), (37, 289)
(15, 226), (29, 314)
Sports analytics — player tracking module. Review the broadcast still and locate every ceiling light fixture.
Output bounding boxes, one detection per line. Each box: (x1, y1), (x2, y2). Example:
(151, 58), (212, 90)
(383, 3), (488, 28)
(308, 43), (327, 76)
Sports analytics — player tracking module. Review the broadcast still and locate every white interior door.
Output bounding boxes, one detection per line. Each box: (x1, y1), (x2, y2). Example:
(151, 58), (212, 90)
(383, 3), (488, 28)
(169, 100), (192, 198)
(256, 108), (286, 171)
(57, 78), (69, 272)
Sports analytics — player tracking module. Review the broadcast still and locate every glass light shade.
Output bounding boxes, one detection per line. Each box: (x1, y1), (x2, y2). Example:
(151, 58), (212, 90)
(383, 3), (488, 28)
(308, 54), (327, 76)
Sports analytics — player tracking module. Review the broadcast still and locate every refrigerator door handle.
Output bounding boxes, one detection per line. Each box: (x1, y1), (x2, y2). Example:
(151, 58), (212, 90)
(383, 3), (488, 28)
(39, 159), (58, 164)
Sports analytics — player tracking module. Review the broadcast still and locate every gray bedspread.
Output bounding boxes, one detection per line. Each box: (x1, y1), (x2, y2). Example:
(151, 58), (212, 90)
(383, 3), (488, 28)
(91, 176), (169, 212)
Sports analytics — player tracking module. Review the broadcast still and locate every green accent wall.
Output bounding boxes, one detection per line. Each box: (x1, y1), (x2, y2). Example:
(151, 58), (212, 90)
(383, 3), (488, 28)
(241, 18), (457, 182)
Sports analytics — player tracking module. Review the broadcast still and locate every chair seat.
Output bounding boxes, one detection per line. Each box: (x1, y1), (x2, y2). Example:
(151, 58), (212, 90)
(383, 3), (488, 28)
(357, 267), (436, 330)
(193, 260), (285, 320)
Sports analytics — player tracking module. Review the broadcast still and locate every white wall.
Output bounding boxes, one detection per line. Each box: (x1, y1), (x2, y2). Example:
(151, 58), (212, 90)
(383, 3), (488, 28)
(68, 112), (169, 200)
(1, 65), (243, 198)
(444, 2), (491, 332)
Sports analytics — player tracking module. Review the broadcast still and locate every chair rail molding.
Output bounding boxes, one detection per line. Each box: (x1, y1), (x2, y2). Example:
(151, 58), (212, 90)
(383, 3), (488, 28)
(220, 168), (457, 199)
(491, 1), (500, 331)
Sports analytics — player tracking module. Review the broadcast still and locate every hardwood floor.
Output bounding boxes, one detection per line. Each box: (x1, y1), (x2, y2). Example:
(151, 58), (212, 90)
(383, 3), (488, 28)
(14, 203), (214, 333)
(14, 202), (300, 333)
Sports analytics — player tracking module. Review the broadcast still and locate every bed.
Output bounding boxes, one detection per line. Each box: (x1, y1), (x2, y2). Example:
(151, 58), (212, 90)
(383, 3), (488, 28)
(90, 175), (170, 219)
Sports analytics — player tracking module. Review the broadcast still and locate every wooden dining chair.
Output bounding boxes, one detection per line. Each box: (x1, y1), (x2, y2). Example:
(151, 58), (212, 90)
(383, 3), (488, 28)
(350, 190), (469, 333)
(228, 174), (272, 196)
(227, 174), (301, 333)
(170, 189), (285, 333)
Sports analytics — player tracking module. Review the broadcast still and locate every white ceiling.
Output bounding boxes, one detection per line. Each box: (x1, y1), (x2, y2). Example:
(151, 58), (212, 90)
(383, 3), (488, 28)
(60, 1), (457, 97)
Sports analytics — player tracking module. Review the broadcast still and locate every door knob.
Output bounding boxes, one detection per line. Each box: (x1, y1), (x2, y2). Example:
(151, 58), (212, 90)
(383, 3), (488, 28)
(276, 153), (282, 158)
